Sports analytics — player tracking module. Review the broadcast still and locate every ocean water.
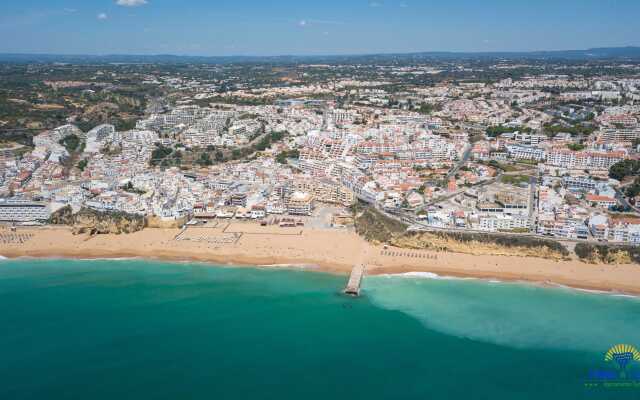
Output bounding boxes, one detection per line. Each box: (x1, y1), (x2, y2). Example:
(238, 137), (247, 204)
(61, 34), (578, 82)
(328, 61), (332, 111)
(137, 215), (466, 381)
(0, 259), (639, 399)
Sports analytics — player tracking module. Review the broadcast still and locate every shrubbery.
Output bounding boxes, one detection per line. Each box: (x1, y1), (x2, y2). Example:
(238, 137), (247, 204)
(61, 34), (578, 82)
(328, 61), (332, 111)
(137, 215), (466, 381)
(417, 231), (570, 256)
(575, 243), (640, 264)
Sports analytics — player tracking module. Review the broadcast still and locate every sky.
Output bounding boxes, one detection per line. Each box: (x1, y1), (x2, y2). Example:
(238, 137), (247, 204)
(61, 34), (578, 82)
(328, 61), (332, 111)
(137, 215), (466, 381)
(0, 0), (639, 56)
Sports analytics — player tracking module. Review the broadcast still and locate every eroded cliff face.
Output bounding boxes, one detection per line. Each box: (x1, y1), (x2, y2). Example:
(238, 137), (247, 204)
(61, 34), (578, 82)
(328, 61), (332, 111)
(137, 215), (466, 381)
(49, 206), (145, 235)
(575, 243), (638, 264)
(391, 232), (569, 261)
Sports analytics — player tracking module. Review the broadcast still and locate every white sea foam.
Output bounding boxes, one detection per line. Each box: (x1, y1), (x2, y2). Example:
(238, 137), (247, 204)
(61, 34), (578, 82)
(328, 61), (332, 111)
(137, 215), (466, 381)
(365, 275), (640, 352)
(611, 293), (640, 299)
(377, 271), (636, 298)
(380, 271), (442, 279)
(378, 271), (471, 280)
(378, 271), (499, 283)
(259, 264), (320, 270)
(548, 282), (639, 298)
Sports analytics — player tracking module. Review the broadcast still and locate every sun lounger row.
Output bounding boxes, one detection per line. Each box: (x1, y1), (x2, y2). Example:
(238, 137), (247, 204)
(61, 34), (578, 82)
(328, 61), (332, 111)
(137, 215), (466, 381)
(0, 233), (34, 244)
(381, 250), (437, 259)
(175, 235), (237, 244)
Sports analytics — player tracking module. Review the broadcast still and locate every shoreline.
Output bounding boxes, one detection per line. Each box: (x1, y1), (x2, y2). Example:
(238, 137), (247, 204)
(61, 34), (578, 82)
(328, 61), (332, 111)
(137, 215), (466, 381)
(3, 251), (640, 298)
(2, 225), (640, 296)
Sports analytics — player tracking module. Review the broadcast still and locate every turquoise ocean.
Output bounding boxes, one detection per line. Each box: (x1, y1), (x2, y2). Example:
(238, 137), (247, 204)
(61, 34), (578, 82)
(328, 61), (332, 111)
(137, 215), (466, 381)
(1, 258), (639, 399)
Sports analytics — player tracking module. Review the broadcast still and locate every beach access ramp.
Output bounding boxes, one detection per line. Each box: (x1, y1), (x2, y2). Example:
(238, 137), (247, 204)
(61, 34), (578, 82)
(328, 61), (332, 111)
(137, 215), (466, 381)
(344, 264), (366, 296)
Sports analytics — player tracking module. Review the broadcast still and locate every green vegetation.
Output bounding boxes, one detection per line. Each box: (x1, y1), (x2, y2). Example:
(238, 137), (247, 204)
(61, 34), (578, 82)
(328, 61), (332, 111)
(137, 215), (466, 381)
(396, 230), (570, 258)
(506, 227), (531, 234)
(515, 159), (539, 166)
(77, 159), (88, 171)
(625, 177), (640, 198)
(196, 96), (272, 107)
(609, 160), (640, 181)
(567, 143), (585, 151)
(416, 103), (442, 115)
(49, 206), (146, 235)
(238, 113), (259, 120)
(148, 130), (289, 169)
(575, 243), (640, 264)
(59, 134), (82, 153)
(255, 130), (286, 151)
(150, 143), (174, 167)
(0, 63), (158, 134)
(101, 143), (122, 156)
(276, 149), (300, 164)
(501, 174), (530, 186)
(487, 160), (518, 172)
(485, 125), (531, 138)
(121, 181), (146, 195)
(353, 204), (407, 243)
(543, 123), (595, 138)
(197, 152), (213, 166)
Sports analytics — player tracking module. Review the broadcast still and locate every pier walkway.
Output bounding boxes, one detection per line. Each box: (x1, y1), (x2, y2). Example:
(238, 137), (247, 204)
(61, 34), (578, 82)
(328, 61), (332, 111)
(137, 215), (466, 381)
(344, 264), (366, 296)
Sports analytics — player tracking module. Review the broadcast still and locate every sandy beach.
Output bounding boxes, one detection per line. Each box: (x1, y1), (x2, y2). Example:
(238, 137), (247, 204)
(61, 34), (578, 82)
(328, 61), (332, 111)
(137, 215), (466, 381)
(1, 222), (640, 295)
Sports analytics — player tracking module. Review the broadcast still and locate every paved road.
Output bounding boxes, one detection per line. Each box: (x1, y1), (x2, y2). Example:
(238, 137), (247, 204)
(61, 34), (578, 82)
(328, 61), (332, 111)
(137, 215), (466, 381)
(614, 187), (640, 213)
(446, 143), (472, 179)
(528, 175), (537, 219)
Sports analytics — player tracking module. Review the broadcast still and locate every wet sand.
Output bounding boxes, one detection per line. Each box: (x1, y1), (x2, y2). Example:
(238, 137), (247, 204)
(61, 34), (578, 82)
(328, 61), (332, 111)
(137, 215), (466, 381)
(1, 224), (640, 295)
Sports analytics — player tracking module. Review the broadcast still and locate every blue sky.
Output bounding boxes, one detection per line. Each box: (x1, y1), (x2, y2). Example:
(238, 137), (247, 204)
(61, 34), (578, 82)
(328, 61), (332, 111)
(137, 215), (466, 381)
(0, 0), (639, 55)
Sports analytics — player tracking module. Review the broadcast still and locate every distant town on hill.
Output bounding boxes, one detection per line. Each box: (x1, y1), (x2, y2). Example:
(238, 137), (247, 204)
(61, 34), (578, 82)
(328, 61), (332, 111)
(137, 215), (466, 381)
(2, 46), (640, 65)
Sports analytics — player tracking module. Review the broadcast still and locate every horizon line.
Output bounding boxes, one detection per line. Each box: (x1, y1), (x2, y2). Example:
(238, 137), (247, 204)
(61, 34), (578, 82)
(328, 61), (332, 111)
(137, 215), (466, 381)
(2, 45), (640, 59)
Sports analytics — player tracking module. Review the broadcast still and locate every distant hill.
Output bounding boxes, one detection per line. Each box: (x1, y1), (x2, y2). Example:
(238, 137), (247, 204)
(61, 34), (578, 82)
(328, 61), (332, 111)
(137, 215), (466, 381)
(2, 46), (640, 64)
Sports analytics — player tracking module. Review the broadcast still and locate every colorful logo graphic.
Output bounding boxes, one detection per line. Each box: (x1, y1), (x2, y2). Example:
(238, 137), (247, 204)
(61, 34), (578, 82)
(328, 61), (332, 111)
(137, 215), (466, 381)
(585, 344), (640, 389)
(605, 344), (640, 378)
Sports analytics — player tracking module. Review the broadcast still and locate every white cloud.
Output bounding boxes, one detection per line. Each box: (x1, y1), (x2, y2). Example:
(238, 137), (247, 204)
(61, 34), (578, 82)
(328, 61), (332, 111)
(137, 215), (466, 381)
(400, 2), (408, 8)
(97, 13), (108, 20)
(296, 18), (343, 27)
(116, 0), (148, 7)
(369, 1), (383, 7)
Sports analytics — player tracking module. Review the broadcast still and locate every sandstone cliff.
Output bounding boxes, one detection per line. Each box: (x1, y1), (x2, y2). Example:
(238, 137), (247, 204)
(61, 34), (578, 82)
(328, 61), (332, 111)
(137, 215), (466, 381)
(49, 206), (145, 235)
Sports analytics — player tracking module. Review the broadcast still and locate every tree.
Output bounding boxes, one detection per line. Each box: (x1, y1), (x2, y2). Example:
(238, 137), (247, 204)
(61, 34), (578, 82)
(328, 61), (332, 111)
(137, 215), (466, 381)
(150, 144), (173, 166)
(276, 152), (288, 164)
(609, 160), (640, 181)
(59, 134), (81, 152)
(486, 125), (517, 137)
(288, 149), (300, 159)
(198, 152), (212, 166)
(567, 143), (585, 151)
(77, 159), (88, 171)
(625, 177), (640, 198)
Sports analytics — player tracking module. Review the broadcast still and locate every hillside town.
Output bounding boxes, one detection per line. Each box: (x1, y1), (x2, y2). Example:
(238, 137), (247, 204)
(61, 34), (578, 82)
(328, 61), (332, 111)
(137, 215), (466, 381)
(2, 62), (640, 245)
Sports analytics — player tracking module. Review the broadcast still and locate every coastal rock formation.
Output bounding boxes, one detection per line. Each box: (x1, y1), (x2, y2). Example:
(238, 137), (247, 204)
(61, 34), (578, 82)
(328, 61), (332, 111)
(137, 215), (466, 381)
(49, 206), (145, 235)
(574, 243), (637, 264)
(354, 206), (407, 244)
(48, 205), (75, 225)
(391, 231), (571, 261)
(146, 215), (187, 229)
